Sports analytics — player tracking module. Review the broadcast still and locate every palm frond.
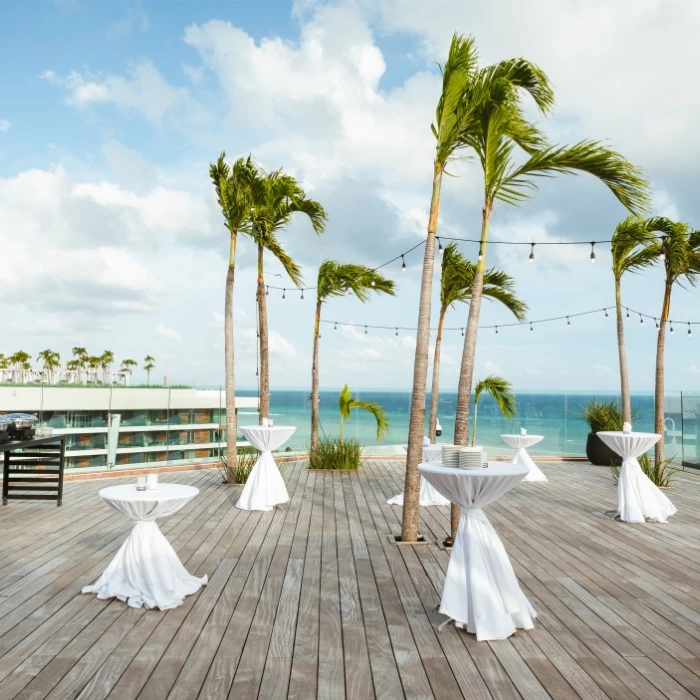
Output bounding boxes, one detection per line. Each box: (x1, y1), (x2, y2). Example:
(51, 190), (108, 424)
(317, 260), (395, 303)
(338, 384), (352, 421)
(349, 399), (390, 440)
(474, 375), (517, 418)
(263, 234), (303, 287)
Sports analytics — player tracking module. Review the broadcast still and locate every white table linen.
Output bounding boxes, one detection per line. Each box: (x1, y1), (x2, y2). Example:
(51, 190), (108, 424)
(236, 425), (295, 511)
(387, 445), (450, 506)
(82, 483), (206, 610)
(501, 434), (547, 482)
(419, 461), (536, 641)
(597, 431), (676, 523)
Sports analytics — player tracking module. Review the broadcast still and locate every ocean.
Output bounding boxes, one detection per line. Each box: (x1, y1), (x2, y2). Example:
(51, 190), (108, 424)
(234, 389), (665, 456)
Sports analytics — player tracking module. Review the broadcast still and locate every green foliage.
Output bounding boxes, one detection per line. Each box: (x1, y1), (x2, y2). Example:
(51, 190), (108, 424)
(219, 450), (257, 484)
(581, 400), (624, 432)
(611, 216), (667, 281)
(611, 453), (675, 488)
(317, 260), (395, 302)
(308, 437), (362, 470)
(474, 375), (516, 417)
(338, 384), (389, 441)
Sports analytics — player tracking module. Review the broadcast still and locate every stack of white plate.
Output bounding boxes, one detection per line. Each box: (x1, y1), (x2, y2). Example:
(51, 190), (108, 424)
(459, 446), (485, 469)
(441, 445), (462, 468)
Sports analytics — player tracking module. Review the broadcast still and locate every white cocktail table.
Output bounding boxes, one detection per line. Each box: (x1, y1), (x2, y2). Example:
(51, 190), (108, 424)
(597, 431), (676, 523)
(501, 434), (547, 482)
(82, 483), (207, 609)
(387, 445), (450, 506)
(236, 425), (295, 511)
(419, 461), (536, 641)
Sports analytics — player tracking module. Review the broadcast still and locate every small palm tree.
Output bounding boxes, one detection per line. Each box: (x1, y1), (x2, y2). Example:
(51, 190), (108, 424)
(338, 384), (389, 443)
(471, 375), (516, 446)
(0, 354), (8, 382)
(9, 351), (31, 383)
(653, 222), (700, 463)
(37, 349), (61, 384)
(210, 152), (256, 469)
(65, 358), (81, 383)
(247, 164), (326, 421)
(121, 359), (138, 385)
(87, 356), (101, 383)
(311, 261), (395, 450)
(100, 351), (114, 384)
(610, 216), (673, 424)
(428, 242), (526, 440)
(143, 355), (155, 385)
(72, 347), (88, 384)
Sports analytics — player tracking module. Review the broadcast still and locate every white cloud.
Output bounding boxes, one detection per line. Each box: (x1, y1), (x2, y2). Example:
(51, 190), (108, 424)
(156, 322), (182, 342)
(0, 120), (10, 133)
(482, 360), (502, 375)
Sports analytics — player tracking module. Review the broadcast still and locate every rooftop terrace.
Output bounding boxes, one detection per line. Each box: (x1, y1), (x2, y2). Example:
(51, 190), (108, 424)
(0, 460), (699, 698)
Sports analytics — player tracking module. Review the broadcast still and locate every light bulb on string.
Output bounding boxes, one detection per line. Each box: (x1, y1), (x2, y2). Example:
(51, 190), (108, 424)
(266, 286), (269, 296)
(371, 279), (375, 287)
(655, 318), (659, 329)
(626, 308), (630, 318)
(640, 314), (644, 325)
(495, 326), (498, 335)
(530, 322), (533, 332)
(590, 241), (596, 264)
(334, 322), (337, 330)
(437, 238), (443, 254)
(395, 328), (398, 337)
(300, 289), (304, 300)
(670, 322), (674, 335)
(282, 289), (286, 300)
(529, 243), (535, 264)
(461, 328), (464, 337)
(567, 316), (571, 326)
(660, 235), (666, 261)
(364, 325), (368, 335)
(604, 308), (609, 318)
(478, 246), (484, 261)
(401, 255), (406, 272)
(689, 322), (693, 338)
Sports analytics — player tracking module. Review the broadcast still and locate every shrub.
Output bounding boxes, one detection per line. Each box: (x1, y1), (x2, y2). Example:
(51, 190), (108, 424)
(581, 400), (624, 433)
(611, 453), (675, 488)
(308, 437), (361, 470)
(218, 450), (257, 484)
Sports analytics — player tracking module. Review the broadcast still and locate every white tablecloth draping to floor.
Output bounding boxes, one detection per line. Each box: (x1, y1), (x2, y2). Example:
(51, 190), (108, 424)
(597, 431), (676, 523)
(419, 461), (536, 641)
(500, 434), (547, 482)
(82, 483), (207, 610)
(387, 445), (450, 506)
(236, 425), (295, 511)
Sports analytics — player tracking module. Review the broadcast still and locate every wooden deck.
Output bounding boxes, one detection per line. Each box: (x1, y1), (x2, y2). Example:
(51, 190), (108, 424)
(1, 460), (700, 699)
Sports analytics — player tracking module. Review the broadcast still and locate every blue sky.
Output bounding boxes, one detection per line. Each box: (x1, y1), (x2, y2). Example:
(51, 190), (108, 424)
(1, 0), (699, 393)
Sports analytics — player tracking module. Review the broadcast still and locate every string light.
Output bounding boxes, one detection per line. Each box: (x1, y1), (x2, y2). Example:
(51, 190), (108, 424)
(590, 242), (596, 264)
(567, 316), (571, 326)
(495, 326), (499, 334)
(604, 309), (609, 318)
(266, 286), (269, 296)
(689, 322), (692, 338)
(461, 328), (464, 337)
(301, 289), (304, 300)
(660, 235), (666, 261)
(371, 279), (375, 287)
(655, 318), (659, 329)
(395, 328), (398, 336)
(530, 322), (534, 332)
(334, 323), (337, 330)
(438, 237), (443, 254)
(639, 314), (644, 325)
(281, 289), (286, 299)
(401, 255), (406, 272)
(671, 322), (674, 335)
(529, 243), (535, 264)
(478, 246), (484, 261)
(364, 325), (368, 335)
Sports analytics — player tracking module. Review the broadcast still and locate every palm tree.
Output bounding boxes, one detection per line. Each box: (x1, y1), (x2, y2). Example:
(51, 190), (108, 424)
(653, 222), (700, 463)
(210, 152), (256, 469)
(87, 356), (102, 384)
(610, 217), (672, 424)
(100, 351), (114, 384)
(471, 375), (517, 446)
(451, 45), (650, 460)
(143, 355), (155, 386)
(71, 347), (88, 384)
(428, 243), (526, 440)
(247, 164), (327, 422)
(402, 34), (482, 543)
(311, 261), (395, 450)
(338, 384), (389, 443)
(65, 358), (81, 383)
(37, 349), (61, 384)
(121, 359), (138, 385)
(9, 351), (31, 384)
(0, 354), (8, 382)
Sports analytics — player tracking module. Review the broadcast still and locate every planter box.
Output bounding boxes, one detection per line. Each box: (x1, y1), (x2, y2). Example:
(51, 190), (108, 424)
(586, 433), (622, 467)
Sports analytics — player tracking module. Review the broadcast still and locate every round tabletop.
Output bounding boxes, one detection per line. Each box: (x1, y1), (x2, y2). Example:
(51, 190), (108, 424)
(596, 431), (661, 460)
(501, 434), (544, 447)
(99, 483), (199, 503)
(419, 461), (529, 479)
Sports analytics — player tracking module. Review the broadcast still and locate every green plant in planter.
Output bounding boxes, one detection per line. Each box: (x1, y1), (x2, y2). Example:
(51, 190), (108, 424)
(581, 400), (624, 432)
(308, 436), (362, 470)
(218, 450), (256, 484)
(611, 453), (675, 488)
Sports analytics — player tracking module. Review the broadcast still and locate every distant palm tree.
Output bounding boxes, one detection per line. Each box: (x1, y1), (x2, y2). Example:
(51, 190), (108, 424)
(100, 351), (114, 384)
(37, 349), (61, 384)
(72, 347), (88, 384)
(338, 384), (389, 443)
(452, 42), (650, 457)
(402, 34), (482, 543)
(247, 164), (326, 421)
(210, 152), (256, 470)
(65, 358), (81, 383)
(428, 243), (526, 440)
(9, 351), (31, 384)
(471, 375), (517, 446)
(652, 222), (700, 463)
(610, 216), (673, 424)
(121, 359), (138, 385)
(311, 261), (395, 450)
(0, 354), (8, 382)
(143, 355), (155, 386)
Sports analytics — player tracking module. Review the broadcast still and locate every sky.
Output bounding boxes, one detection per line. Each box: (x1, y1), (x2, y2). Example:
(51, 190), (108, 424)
(1, 0), (699, 392)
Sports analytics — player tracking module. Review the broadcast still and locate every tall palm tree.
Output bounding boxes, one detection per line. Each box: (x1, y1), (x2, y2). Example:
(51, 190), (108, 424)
(143, 355), (155, 386)
(402, 34), (482, 542)
(100, 350), (114, 385)
(37, 349), (61, 384)
(121, 359), (138, 385)
(210, 152), (256, 470)
(0, 354), (8, 382)
(87, 356), (102, 384)
(653, 222), (700, 463)
(451, 48), (650, 461)
(610, 217), (672, 424)
(9, 351), (31, 384)
(428, 243), (526, 440)
(311, 261), (395, 450)
(247, 165), (327, 422)
(338, 384), (389, 443)
(471, 375), (516, 446)
(72, 347), (88, 384)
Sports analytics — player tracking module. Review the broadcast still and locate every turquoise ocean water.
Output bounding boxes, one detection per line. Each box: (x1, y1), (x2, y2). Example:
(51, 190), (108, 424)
(234, 389), (660, 456)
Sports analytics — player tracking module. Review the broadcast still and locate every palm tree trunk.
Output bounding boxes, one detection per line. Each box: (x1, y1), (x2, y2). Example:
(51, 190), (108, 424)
(471, 400), (478, 447)
(225, 232), (238, 474)
(654, 283), (671, 465)
(615, 278), (632, 425)
(401, 163), (443, 543)
(450, 201), (492, 542)
(310, 298), (322, 451)
(428, 306), (447, 441)
(257, 243), (270, 422)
